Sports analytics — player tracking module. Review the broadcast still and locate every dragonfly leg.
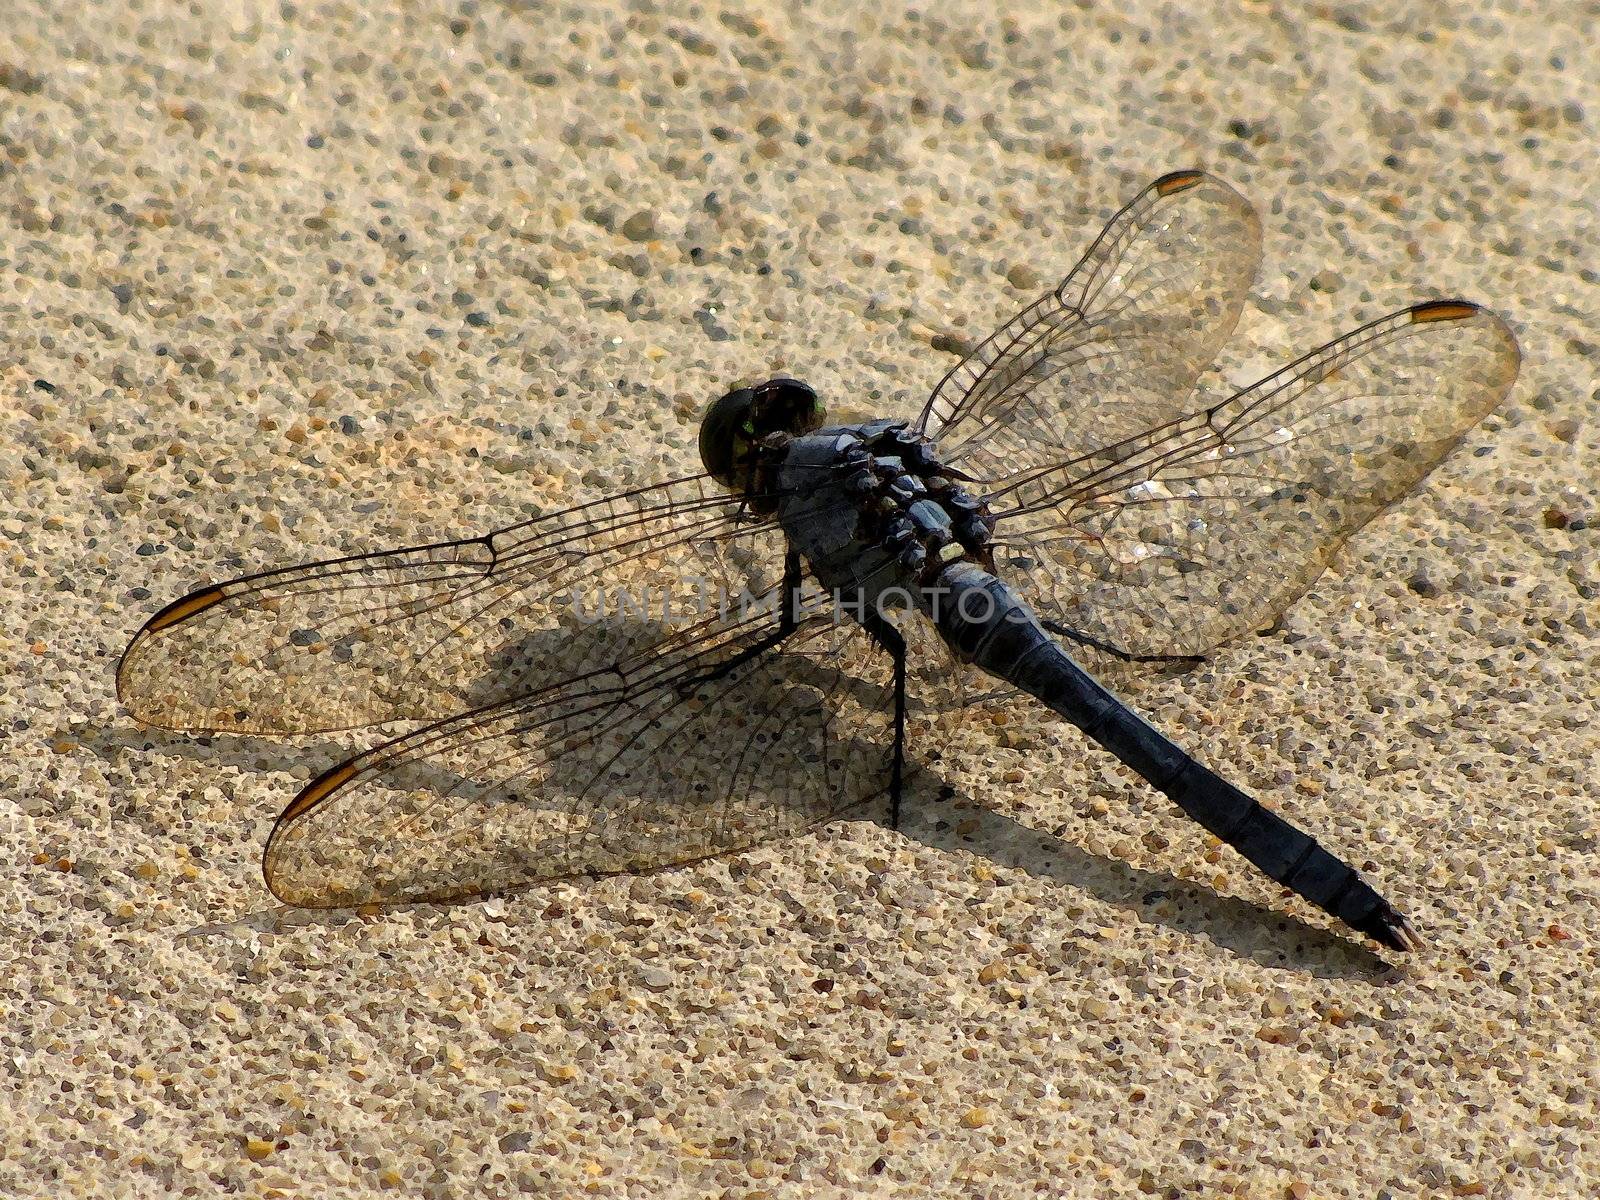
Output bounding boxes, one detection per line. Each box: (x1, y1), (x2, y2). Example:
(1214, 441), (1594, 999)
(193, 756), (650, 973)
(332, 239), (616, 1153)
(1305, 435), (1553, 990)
(1041, 619), (1203, 669)
(859, 611), (907, 829)
(684, 551), (806, 688)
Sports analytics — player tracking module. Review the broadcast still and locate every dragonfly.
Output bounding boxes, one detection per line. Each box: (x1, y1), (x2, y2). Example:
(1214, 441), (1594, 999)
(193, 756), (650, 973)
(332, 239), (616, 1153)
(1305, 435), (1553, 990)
(119, 170), (1520, 953)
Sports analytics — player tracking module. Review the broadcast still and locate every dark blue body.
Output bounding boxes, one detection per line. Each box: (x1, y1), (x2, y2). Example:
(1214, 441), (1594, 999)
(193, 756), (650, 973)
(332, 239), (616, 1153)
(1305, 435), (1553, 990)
(775, 420), (1413, 951)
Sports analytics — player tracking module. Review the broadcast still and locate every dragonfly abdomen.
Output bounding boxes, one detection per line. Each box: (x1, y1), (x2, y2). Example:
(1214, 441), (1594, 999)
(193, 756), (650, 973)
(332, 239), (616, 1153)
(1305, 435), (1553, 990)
(927, 563), (1417, 952)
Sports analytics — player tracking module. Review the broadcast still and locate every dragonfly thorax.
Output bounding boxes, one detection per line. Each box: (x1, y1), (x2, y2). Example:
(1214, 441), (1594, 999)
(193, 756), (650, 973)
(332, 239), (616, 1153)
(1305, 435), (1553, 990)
(777, 421), (996, 610)
(699, 377), (824, 508)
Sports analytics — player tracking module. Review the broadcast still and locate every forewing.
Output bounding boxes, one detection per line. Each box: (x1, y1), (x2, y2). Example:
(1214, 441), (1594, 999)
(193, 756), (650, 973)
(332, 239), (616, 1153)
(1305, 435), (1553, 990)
(915, 170), (1261, 478)
(118, 476), (780, 734)
(990, 302), (1521, 658)
(261, 609), (896, 906)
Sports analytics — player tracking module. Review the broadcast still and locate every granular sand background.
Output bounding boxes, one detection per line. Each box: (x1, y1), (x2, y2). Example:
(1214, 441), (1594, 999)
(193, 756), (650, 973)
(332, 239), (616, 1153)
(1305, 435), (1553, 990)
(2, 2), (1596, 1196)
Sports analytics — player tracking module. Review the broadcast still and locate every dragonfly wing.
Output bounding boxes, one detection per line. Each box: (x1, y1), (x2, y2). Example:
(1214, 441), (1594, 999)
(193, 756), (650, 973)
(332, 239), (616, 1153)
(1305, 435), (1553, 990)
(915, 170), (1261, 478)
(118, 475), (779, 734)
(261, 610), (897, 906)
(989, 302), (1520, 659)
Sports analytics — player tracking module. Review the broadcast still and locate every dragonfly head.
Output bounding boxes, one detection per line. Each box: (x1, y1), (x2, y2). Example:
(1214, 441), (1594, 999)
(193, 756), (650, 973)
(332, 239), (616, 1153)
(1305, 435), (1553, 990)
(699, 377), (823, 494)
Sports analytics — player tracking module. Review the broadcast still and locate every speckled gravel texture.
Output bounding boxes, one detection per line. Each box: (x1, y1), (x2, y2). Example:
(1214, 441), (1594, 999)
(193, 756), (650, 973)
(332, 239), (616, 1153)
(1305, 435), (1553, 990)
(2, 2), (1596, 1197)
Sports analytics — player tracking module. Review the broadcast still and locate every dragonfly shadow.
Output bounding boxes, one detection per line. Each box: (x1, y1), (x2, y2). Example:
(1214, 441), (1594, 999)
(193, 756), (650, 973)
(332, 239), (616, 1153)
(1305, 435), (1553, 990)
(895, 787), (1395, 978)
(87, 617), (1389, 974)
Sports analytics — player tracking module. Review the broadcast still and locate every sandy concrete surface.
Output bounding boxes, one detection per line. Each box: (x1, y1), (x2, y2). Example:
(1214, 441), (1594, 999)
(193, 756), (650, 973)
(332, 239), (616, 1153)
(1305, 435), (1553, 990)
(2, 2), (1596, 1196)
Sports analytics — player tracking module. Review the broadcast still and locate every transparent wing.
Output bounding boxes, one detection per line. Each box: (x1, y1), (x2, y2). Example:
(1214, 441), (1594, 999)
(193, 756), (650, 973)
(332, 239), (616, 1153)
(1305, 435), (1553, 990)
(914, 170), (1262, 478)
(988, 301), (1521, 658)
(262, 606), (896, 907)
(118, 475), (782, 734)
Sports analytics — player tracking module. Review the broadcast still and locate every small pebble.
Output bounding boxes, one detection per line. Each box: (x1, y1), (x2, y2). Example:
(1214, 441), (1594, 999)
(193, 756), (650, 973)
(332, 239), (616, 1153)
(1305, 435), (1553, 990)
(621, 210), (659, 242)
(640, 966), (672, 991)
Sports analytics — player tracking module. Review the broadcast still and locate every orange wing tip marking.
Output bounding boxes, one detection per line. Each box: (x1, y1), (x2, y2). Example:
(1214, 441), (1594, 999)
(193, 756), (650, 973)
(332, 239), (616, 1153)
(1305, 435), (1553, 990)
(144, 586), (227, 633)
(1409, 300), (1481, 324)
(280, 762), (360, 823)
(1153, 169), (1206, 196)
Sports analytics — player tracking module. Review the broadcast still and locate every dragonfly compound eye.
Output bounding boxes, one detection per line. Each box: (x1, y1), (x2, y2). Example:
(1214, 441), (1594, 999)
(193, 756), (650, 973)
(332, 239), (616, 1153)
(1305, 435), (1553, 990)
(699, 378), (825, 491)
(698, 386), (756, 487)
(750, 377), (824, 439)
